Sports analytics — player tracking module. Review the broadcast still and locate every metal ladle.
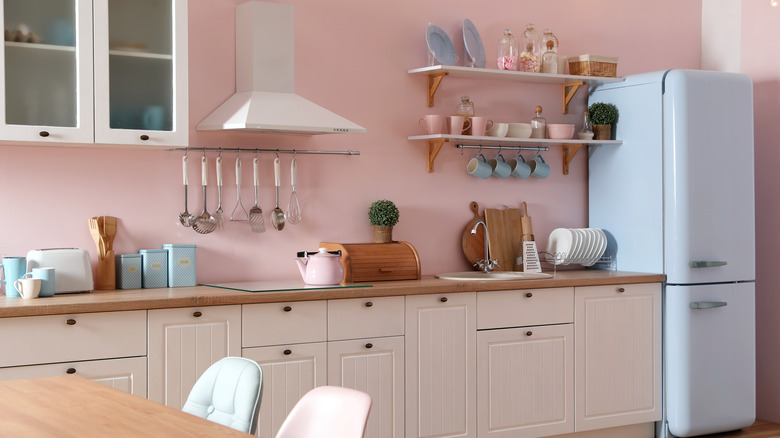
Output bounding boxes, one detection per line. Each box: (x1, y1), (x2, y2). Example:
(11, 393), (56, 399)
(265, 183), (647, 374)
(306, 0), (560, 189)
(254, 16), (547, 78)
(192, 155), (217, 234)
(178, 155), (194, 227)
(270, 156), (285, 230)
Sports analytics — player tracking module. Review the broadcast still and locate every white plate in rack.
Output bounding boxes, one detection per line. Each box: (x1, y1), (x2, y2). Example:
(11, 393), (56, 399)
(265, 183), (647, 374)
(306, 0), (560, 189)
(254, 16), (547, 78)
(546, 228), (573, 265)
(426, 24), (455, 65)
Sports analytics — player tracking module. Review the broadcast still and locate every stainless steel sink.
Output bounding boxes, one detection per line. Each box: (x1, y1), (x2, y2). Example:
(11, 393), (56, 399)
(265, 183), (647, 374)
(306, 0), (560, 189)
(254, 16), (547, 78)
(435, 271), (553, 281)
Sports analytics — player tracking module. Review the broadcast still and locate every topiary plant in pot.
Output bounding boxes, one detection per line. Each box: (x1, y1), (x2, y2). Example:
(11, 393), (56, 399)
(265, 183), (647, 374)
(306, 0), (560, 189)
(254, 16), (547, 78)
(588, 102), (618, 140)
(368, 200), (399, 243)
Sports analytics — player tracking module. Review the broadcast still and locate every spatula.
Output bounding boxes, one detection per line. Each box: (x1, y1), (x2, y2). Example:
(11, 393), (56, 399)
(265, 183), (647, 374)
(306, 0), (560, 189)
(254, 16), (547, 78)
(248, 157), (266, 232)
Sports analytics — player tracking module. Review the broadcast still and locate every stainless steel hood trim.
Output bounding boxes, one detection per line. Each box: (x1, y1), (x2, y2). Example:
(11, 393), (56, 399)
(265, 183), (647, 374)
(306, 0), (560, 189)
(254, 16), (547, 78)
(196, 1), (365, 135)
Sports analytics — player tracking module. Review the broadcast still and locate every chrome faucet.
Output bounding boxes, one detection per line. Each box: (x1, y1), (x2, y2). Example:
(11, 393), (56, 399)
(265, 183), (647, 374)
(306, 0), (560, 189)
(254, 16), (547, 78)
(471, 220), (499, 273)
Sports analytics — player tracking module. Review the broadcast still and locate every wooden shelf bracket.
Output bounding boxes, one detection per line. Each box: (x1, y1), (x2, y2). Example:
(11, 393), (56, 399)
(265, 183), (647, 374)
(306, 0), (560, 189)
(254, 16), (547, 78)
(562, 81), (584, 114)
(562, 143), (584, 175)
(427, 72), (448, 107)
(427, 138), (448, 172)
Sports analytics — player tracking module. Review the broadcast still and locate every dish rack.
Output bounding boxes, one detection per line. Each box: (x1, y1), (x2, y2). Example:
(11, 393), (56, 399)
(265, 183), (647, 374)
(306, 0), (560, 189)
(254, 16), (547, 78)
(539, 251), (615, 274)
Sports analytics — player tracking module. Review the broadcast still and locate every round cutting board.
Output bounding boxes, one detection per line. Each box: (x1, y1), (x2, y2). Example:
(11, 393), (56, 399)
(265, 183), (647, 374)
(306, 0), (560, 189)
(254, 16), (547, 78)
(461, 201), (485, 268)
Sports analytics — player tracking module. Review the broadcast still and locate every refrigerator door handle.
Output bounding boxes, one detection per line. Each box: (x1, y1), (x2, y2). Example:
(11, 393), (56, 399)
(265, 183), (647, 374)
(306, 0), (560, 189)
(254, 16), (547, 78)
(690, 301), (728, 309)
(690, 260), (728, 268)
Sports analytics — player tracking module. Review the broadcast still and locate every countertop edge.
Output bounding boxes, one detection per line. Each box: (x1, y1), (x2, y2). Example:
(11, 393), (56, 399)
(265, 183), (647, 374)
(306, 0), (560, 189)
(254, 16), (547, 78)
(0, 270), (665, 318)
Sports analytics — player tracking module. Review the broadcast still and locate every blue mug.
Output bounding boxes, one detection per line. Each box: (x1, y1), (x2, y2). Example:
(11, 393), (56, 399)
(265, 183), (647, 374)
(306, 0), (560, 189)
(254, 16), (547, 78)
(24, 267), (55, 297)
(0, 257), (27, 297)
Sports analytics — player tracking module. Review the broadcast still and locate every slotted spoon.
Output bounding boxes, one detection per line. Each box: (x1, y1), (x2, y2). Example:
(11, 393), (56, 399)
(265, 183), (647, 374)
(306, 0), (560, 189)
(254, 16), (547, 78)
(286, 156), (302, 224)
(215, 155), (224, 229)
(249, 156), (266, 233)
(230, 156), (249, 222)
(178, 155), (194, 227)
(192, 156), (217, 234)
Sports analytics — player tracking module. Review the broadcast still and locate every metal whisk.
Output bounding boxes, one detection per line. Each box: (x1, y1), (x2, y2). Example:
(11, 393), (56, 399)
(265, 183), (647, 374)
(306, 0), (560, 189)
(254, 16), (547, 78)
(286, 155), (302, 224)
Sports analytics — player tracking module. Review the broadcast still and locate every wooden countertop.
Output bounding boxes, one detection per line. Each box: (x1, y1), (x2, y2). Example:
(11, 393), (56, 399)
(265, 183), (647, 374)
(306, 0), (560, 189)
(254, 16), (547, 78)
(0, 270), (664, 318)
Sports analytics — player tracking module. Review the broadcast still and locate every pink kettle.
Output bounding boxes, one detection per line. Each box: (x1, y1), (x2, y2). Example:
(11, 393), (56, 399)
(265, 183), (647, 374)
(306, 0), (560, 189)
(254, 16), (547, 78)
(295, 248), (344, 285)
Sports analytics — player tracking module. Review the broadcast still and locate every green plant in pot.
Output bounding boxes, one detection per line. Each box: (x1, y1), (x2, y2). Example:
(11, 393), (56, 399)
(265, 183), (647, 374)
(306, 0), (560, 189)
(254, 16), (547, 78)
(368, 199), (399, 243)
(588, 102), (618, 140)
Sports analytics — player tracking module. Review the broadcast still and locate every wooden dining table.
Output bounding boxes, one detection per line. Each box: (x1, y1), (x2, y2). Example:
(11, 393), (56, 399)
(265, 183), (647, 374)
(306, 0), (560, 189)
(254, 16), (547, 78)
(0, 375), (254, 437)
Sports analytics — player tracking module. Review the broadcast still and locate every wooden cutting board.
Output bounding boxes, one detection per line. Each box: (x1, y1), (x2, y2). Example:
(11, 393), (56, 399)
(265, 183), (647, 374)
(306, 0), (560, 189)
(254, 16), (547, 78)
(461, 202), (485, 269)
(485, 207), (523, 271)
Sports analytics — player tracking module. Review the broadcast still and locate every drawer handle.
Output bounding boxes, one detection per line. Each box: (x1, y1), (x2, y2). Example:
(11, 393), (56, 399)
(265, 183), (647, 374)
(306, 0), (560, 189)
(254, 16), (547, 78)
(66, 319), (76, 326)
(364, 301), (373, 308)
(140, 134), (150, 141)
(379, 268), (394, 272)
(39, 131), (50, 137)
(440, 297), (448, 303)
(617, 288), (625, 293)
(193, 311), (202, 318)
(283, 306), (292, 312)
(365, 343), (373, 349)
(526, 331), (533, 336)
(66, 368), (76, 374)
(525, 292), (533, 298)
(283, 349), (292, 355)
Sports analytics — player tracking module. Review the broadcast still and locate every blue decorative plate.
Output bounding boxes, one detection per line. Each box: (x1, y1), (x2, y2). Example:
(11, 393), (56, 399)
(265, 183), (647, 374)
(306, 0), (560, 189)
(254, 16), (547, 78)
(462, 19), (485, 68)
(425, 24), (455, 65)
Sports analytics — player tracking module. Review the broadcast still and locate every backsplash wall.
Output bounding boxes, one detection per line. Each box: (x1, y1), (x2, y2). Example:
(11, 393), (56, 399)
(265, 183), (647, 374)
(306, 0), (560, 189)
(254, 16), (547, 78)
(0, 0), (702, 283)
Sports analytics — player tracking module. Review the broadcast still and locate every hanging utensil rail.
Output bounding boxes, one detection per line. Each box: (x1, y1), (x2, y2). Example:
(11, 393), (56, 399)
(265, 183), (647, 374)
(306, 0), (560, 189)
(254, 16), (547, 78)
(456, 144), (549, 152)
(170, 147), (359, 156)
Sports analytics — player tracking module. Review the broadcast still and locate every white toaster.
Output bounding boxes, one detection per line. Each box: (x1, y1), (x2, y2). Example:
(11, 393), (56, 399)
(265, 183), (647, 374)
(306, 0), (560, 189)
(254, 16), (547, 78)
(26, 248), (94, 293)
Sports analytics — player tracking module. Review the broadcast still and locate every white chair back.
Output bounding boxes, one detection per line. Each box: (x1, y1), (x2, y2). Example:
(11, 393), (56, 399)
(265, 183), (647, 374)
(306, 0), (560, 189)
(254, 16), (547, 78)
(275, 386), (372, 438)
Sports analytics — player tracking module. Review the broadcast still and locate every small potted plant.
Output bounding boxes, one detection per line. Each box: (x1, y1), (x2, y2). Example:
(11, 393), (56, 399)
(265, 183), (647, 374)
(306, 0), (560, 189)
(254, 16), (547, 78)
(587, 102), (618, 140)
(368, 199), (399, 243)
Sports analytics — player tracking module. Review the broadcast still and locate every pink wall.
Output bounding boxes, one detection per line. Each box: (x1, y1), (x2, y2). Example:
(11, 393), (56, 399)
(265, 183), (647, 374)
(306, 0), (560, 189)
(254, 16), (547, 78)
(0, 0), (701, 285)
(742, 0), (780, 422)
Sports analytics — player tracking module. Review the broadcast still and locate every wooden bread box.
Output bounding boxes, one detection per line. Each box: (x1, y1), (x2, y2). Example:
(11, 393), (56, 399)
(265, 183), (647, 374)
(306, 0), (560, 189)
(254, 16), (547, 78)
(320, 241), (421, 283)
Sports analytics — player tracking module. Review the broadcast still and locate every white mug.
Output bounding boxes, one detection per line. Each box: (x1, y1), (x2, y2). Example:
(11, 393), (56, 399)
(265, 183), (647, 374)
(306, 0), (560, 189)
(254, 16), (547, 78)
(14, 278), (41, 299)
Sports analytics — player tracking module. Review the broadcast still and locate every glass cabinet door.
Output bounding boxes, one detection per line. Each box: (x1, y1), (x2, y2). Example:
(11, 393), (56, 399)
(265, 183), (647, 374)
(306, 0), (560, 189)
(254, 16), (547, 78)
(0, 0), (93, 143)
(93, 0), (188, 146)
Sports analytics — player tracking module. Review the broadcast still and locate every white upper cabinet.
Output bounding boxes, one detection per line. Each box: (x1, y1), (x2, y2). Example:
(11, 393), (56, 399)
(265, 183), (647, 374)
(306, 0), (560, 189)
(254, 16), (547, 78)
(0, 0), (187, 146)
(0, 0), (94, 143)
(93, 0), (187, 146)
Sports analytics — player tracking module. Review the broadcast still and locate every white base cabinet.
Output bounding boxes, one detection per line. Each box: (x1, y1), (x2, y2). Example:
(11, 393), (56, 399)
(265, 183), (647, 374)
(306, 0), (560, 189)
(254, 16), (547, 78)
(477, 324), (574, 438)
(405, 292), (477, 438)
(148, 305), (241, 409)
(574, 283), (662, 431)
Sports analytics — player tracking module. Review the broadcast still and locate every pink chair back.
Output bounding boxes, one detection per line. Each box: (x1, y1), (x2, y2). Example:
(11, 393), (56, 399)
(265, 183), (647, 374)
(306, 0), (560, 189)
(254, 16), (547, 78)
(275, 386), (372, 438)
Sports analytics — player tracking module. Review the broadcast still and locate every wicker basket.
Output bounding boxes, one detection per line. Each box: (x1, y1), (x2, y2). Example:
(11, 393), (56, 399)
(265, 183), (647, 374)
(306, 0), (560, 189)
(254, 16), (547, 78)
(568, 54), (618, 78)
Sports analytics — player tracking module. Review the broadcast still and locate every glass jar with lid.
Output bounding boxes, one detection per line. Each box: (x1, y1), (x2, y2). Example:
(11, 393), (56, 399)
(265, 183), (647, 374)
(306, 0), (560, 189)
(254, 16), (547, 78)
(541, 29), (559, 74)
(520, 24), (540, 72)
(496, 29), (518, 71)
(455, 96), (475, 135)
(531, 105), (546, 138)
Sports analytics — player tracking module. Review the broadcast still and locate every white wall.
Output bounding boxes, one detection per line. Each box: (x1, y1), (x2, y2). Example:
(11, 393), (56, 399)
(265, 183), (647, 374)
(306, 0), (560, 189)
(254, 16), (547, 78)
(702, 0), (742, 72)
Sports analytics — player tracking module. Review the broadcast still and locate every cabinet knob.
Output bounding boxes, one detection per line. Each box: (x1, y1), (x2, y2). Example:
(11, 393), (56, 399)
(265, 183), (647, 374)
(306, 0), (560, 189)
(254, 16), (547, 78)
(526, 292), (533, 298)
(39, 131), (50, 137)
(526, 331), (533, 336)
(66, 319), (76, 326)
(193, 311), (202, 318)
(283, 306), (292, 312)
(283, 349), (292, 355)
(66, 368), (76, 374)
(617, 287), (626, 293)
(140, 135), (150, 141)
(440, 297), (448, 303)
(364, 301), (373, 308)
(365, 343), (373, 349)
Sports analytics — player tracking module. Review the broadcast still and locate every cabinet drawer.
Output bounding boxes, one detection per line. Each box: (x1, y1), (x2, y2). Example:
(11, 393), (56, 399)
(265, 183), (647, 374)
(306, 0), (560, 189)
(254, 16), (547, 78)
(328, 296), (405, 341)
(243, 301), (327, 347)
(477, 287), (573, 329)
(0, 310), (147, 368)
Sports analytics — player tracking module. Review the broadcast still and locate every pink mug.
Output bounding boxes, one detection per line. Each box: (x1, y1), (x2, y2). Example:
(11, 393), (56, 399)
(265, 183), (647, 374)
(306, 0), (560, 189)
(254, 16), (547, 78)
(470, 117), (494, 136)
(446, 116), (472, 135)
(418, 115), (445, 135)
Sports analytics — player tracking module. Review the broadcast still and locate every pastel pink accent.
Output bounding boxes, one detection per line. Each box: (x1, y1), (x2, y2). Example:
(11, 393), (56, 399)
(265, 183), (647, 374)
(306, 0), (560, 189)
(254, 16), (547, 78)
(295, 248), (344, 285)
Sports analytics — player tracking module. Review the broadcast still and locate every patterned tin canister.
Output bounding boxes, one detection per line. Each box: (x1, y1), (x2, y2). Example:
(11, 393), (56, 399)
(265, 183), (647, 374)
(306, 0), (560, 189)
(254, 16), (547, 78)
(139, 249), (168, 288)
(115, 254), (142, 289)
(162, 244), (197, 287)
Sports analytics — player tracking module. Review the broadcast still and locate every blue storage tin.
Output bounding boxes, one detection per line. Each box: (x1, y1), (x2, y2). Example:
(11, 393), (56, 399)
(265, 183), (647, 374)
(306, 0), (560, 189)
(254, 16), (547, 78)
(162, 244), (197, 287)
(139, 249), (168, 288)
(115, 254), (142, 289)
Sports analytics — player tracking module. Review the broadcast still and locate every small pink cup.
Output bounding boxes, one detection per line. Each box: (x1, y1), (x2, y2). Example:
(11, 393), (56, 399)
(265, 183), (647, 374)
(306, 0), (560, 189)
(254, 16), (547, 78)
(470, 117), (494, 136)
(418, 115), (445, 135)
(446, 116), (471, 135)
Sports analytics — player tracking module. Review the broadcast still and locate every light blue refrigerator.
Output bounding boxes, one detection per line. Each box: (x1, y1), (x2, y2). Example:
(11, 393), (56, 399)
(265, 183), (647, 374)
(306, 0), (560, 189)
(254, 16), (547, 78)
(588, 70), (756, 438)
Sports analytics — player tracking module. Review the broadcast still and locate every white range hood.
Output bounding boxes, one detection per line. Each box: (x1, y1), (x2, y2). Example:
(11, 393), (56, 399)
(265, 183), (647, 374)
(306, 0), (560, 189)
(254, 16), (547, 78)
(197, 1), (366, 135)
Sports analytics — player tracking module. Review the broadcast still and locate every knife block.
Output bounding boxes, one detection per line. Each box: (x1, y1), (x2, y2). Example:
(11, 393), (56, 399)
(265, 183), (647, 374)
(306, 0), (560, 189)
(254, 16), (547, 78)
(320, 241), (421, 283)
